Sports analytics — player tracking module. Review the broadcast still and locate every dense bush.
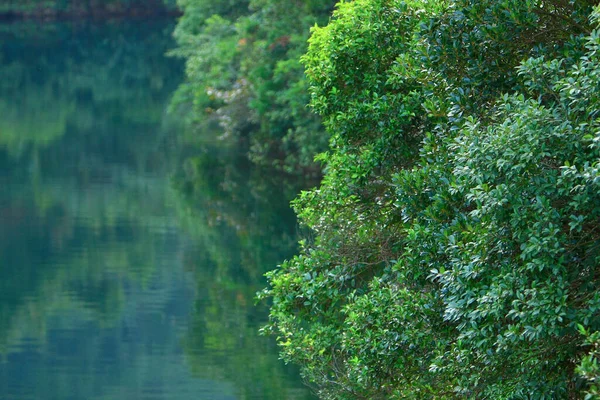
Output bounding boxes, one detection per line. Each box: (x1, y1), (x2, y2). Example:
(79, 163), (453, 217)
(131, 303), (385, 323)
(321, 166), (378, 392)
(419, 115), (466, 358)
(262, 0), (600, 398)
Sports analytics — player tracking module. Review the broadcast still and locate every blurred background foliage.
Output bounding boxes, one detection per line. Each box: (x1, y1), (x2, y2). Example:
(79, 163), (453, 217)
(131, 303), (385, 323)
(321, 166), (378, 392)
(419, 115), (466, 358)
(170, 0), (336, 174)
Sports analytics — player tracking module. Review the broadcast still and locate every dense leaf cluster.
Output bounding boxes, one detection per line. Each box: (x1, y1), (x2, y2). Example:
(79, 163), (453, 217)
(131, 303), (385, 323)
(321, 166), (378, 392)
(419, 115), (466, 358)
(263, 0), (600, 398)
(171, 0), (335, 172)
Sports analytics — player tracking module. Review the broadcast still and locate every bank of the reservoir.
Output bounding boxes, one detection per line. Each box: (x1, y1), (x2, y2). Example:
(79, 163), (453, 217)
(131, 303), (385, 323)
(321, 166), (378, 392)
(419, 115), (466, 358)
(0, 0), (179, 20)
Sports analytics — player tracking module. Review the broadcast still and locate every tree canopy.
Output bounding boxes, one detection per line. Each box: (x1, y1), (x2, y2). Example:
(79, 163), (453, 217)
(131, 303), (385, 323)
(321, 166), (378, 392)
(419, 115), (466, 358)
(260, 0), (600, 398)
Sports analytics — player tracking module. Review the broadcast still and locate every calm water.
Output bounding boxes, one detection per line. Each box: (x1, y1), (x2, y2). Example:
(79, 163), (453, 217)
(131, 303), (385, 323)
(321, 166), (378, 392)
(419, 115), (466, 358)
(0, 19), (314, 400)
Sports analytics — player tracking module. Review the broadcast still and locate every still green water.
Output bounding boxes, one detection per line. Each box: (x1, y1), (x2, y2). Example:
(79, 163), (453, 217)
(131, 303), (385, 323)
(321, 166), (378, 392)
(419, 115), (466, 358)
(0, 19), (315, 400)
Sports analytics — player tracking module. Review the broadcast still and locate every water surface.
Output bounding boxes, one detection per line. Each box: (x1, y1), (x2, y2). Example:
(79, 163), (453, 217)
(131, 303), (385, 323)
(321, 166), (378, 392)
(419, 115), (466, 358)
(0, 19), (314, 400)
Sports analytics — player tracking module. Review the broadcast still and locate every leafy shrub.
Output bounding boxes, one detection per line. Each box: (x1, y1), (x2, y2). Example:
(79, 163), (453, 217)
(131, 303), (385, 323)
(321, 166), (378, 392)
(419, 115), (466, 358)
(263, 1), (600, 398)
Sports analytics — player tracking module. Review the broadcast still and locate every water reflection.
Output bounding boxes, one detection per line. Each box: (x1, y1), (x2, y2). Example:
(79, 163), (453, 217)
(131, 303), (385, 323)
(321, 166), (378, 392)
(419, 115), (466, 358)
(174, 144), (315, 400)
(0, 19), (314, 399)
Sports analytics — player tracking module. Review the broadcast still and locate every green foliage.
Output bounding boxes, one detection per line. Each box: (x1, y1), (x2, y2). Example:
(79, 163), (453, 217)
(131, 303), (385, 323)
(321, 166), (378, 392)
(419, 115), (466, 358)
(578, 325), (600, 399)
(171, 0), (335, 173)
(264, 0), (600, 398)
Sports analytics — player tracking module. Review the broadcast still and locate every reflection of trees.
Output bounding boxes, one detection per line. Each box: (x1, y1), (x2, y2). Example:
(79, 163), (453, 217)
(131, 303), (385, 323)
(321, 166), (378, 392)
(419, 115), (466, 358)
(0, 161), (180, 353)
(0, 20), (181, 162)
(0, 17), (314, 398)
(175, 144), (301, 280)
(174, 145), (317, 399)
(0, 19), (183, 353)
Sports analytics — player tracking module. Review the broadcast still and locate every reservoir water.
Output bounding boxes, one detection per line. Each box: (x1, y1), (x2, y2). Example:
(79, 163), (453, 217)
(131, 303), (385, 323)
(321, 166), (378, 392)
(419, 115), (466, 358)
(0, 18), (314, 400)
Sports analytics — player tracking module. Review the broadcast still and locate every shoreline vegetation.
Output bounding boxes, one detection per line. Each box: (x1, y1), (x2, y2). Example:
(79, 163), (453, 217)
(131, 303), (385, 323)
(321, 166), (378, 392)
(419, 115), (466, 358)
(169, 0), (334, 175)
(0, 1), (180, 21)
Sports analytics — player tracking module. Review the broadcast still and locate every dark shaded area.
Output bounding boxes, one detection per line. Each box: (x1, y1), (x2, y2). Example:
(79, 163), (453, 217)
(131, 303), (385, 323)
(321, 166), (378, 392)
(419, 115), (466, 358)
(0, 0), (179, 21)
